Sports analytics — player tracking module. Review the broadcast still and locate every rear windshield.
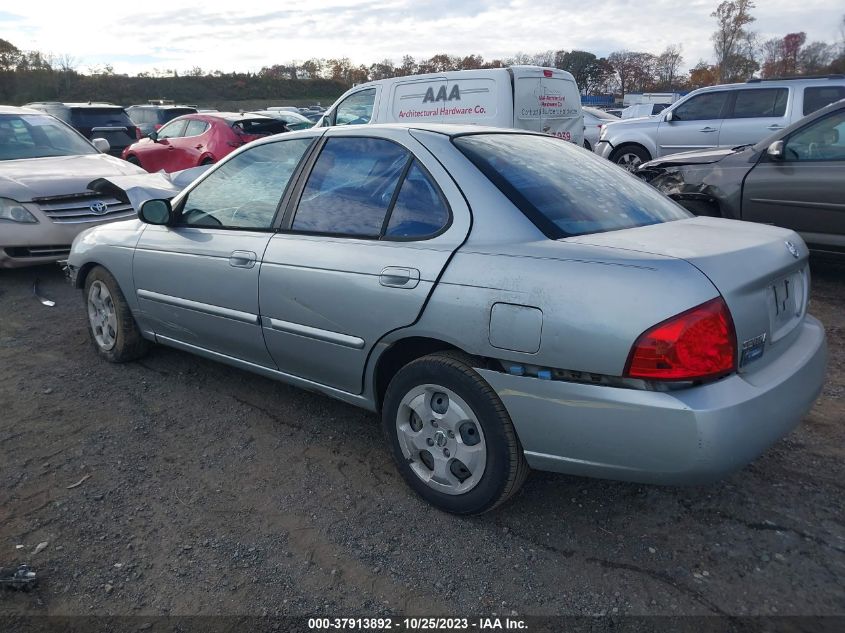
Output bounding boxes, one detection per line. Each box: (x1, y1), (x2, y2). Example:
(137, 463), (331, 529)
(159, 108), (197, 123)
(233, 119), (288, 136)
(453, 133), (690, 238)
(70, 108), (134, 129)
(0, 113), (96, 160)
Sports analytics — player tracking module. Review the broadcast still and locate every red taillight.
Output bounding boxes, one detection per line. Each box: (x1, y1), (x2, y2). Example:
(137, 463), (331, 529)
(543, 69), (553, 78)
(134, 127), (142, 139)
(624, 297), (736, 381)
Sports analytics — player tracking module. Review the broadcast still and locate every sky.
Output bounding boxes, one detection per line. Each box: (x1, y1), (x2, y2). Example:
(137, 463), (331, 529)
(0, 0), (842, 75)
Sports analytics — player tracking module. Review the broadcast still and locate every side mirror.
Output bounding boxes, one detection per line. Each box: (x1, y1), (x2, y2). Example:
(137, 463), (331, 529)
(767, 140), (785, 160)
(148, 131), (159, 142)
(138, 199), (173, 226)
(91, 138), (110, 153)
(664, 111), (674, 122)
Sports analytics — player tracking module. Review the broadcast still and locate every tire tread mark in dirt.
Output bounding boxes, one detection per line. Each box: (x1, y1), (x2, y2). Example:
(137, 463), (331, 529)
(585, 557), (732, 617)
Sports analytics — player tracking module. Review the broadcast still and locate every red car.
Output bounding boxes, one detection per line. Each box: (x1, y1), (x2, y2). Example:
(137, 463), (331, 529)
(122, 112), (288, 172)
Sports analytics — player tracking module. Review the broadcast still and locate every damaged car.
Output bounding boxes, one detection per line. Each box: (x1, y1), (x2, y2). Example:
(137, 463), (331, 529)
(67, 123), (826, 514)
(0, 106), (148, 268)
(638, 98), (845, 258)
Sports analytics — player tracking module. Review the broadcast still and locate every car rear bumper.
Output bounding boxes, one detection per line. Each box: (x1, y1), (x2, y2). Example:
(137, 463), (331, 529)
(477, 315), (827, 485)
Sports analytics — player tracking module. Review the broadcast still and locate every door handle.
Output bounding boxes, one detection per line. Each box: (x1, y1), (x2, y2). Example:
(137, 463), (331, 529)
(229, 250), (257, 269)
(380, 267), (420, 289)
(767, 124), (784, 131)
(699, 127), (718, 133)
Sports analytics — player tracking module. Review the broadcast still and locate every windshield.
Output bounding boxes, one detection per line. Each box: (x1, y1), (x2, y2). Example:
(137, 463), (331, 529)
(453, 133), (690, 238)
(0, 113), (97, 160)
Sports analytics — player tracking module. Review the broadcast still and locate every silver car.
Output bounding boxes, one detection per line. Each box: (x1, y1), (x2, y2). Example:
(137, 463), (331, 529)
(67, 123), (827, 514)
(0, 106), (146, 268)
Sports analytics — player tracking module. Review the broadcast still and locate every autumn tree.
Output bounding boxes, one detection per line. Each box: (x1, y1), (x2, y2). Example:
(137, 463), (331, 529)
(711, 0), (757, 82)
(655, 45), (684, 90)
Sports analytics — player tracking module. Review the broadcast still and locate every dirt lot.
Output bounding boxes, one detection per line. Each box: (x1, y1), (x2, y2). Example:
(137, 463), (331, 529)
(0, 261), (843, 621)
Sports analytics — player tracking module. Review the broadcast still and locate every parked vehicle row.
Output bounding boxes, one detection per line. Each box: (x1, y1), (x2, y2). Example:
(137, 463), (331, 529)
(595, 75), (845, 170)
(24, 101), (141, 157)
(638, 98), (845, 258)
(64, 122), (827, 514)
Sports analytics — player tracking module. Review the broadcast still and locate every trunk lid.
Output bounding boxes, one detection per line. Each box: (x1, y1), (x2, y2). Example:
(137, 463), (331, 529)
(566, 217), (809, 373)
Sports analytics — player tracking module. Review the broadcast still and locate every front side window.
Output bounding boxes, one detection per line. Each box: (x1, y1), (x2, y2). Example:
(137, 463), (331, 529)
(179, 138), (313, 229)
(454, 133), (690, 238)
(157, 119), (187, 139)
(292, 137), (408, 236)
(730, 88), (788, 119)
(0, 114), (96, 160)
(803, 86), (845, 116)
(784, 110), (845, 162)
(333, 89), (376, 126)
(671, 92), (729, 121)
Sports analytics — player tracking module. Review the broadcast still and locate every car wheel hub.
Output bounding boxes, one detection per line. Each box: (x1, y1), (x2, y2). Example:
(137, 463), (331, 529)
(87, 281), (118, 351)
(395, 385), (487, 495)
(617, 153), (643, 171)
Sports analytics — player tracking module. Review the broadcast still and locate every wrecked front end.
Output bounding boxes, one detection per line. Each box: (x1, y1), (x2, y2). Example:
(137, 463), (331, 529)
(637, 147), (758, 220)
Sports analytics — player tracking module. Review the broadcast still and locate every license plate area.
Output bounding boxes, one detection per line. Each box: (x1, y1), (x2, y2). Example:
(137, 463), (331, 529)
(768, 269), (806, 342)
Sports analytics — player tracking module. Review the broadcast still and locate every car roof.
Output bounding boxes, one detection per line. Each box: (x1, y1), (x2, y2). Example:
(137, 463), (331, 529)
(128, 104), (196, 109)
(197, 111), (275, 122)
(0, 105), (44, 115)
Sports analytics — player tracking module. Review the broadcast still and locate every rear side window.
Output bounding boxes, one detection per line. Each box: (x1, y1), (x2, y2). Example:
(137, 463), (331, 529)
(70, 108), (133, 128)
(803, 86), (845, 116)
(385, 161), (450, 238)
(454, 133), (690, 238)
(671, 92), (729, 121)
(730, 88), (788, 118)
(293, 137), (408, 236)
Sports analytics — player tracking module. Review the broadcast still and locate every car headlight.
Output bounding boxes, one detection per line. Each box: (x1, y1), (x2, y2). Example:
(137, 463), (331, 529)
(0, 198), (38, 223)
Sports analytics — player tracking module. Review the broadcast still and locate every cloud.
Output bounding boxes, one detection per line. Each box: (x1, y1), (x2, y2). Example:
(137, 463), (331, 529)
(0, 0), (841, 75)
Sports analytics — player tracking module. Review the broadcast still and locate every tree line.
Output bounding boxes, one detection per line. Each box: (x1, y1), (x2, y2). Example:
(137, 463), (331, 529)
(0, 2), (843, 107)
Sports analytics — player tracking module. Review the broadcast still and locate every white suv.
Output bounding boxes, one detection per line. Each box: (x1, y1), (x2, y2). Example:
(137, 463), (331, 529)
(595, 75), (845, 170)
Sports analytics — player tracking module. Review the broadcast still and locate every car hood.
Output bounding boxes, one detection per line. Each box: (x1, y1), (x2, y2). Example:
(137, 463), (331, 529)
(602, 116), (659, 131)
(640, 146), (738, 169)
(0, 154), (146, 202)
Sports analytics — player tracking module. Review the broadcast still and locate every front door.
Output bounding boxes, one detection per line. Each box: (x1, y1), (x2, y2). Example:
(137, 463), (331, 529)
(132, 136), (316, 366)
(742, 108), (845, 250)
(656, 90), (730, 155)
(259, 131), (470, 394)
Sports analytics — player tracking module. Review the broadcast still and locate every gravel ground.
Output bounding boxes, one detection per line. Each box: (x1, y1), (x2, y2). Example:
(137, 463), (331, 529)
(0, 261), (843, 620)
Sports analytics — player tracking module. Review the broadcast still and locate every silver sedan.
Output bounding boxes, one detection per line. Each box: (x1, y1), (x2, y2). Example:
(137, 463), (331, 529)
(67, 123), (827, 514)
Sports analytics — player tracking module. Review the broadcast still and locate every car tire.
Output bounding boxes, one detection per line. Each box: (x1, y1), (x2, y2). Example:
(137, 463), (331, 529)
(200, 157), (214, 166)
(83, 266), (149, 363)
(125, 155), (141, 167)
(610, 144), (652, 171)
(382, 351), (529, 515)
(583, 140), (592, 151)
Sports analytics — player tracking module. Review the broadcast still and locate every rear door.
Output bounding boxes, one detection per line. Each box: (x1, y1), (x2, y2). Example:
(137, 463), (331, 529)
(742, 108), (845, 252)
(718, 87), (790, 146)
(657, 90), (730, 155)
(259, 129), (470, 394)
(513, 68), (583, 145)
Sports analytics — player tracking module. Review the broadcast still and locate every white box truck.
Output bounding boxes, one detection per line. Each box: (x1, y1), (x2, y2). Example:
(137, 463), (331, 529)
(317, 66), (585, 145)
